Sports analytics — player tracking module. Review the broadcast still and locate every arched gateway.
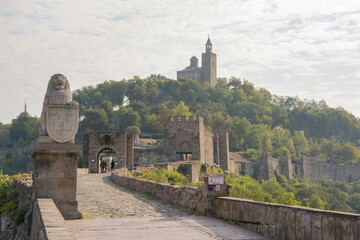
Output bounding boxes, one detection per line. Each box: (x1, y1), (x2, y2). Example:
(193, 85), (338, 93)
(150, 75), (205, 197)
(82, 131), (134, 173)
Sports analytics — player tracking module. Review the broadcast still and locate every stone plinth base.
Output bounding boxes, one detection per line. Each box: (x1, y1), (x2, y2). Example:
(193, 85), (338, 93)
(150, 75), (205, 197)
(32, 141), (82, 220)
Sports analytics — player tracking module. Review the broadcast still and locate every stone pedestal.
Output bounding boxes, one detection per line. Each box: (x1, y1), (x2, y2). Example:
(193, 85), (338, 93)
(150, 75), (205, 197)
(32, 141), (82, 220)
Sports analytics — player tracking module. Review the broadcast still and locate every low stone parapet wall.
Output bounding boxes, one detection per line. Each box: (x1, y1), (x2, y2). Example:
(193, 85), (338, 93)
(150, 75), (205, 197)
(213, 197), (360, 240)
(30, 199), (75, 240)
(111, 171), (207, 214)
(77, 168), (89, 175)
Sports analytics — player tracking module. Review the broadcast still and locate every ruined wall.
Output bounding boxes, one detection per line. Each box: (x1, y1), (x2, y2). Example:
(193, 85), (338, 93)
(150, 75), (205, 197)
(218, 132), (230, 171)
(126, 134), (134, 168)
(203, 131), (214, 164)
(295, 157), (360, 183)
(258, 152), (274, 181)
(0, 141), (35, 156)
(213, 196), (360, 240)
(241, 153), (360, 183)
(111, 171), (208, 214)
(134, 148), (177, 166)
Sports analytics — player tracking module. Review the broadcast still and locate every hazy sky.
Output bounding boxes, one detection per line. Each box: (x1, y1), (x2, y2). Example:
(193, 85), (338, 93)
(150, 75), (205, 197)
(1, 0), (360, 124)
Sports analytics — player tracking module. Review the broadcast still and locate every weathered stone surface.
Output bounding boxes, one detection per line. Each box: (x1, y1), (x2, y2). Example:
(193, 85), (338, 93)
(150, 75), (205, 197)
(46, 105), (79, 143)
(32, 142), (81, 220)
(111, 171), (208, 214)
(39, 74), (78, 143)
(83, 131), (134, 172)
(31, 199), (75, 240)
(213, 197), (360, 240)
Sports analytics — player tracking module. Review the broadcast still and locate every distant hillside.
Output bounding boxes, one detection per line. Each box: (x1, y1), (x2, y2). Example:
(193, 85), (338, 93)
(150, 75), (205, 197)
(72, 74), (360, 164)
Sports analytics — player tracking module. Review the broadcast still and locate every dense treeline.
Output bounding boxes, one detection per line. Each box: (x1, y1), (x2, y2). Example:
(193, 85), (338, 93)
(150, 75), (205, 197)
(1, 74), (360, 173)
(0, 112), (38, 175)
(72, 75), (360, 163)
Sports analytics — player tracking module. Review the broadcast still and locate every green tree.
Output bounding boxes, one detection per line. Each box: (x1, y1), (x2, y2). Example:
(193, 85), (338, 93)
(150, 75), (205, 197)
(126, 126), (141, 135)
(79, 108), (110, 132)
(348, 193), (360, 213)
(174, 101), (191, 117)
(293, 130), (309, 159)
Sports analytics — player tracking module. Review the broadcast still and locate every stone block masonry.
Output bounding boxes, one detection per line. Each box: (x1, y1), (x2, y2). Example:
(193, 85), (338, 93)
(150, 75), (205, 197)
(111, 171), (360, 240)
(111, 171), (208, 214)
(30, 199), (75, 240)
(32, 142), (82, 220)
(83, 131), (134, 173)
(213, 197), (360, 240)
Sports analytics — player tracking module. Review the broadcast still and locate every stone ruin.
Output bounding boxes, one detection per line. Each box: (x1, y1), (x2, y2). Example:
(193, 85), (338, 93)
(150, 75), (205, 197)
(32, 74), (82, 220)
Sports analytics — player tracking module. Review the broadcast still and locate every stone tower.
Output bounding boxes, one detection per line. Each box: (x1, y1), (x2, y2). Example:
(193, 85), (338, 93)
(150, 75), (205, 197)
(201, 37), (217, 88)
(177, 37), (217, 88)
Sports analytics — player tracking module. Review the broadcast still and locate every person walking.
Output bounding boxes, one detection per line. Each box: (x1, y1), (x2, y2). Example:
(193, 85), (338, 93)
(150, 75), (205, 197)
(111, 160), (115, 171)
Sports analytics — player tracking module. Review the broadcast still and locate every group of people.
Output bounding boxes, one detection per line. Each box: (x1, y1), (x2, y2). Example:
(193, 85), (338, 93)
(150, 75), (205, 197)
(100, 159), (116, 173)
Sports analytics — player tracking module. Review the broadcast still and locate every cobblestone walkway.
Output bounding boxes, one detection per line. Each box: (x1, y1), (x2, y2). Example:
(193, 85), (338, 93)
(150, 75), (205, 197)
(76, 173), (192, 219)
(67, 173), (265, 240)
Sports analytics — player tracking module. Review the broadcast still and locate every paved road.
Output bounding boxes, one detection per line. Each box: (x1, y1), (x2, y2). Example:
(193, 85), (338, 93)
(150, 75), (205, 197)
(66, 173), (265, 240)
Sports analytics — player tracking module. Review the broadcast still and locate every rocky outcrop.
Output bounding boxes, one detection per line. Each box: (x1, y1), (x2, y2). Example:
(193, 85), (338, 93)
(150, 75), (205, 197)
(0, 176), (33, 240)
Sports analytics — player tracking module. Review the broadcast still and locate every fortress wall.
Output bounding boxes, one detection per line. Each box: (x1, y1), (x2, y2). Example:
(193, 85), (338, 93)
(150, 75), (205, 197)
(300, 158), (360, 183)
(0, 141), (35, 156)
(203, 131), (214, 164)
(134, 148), (176, 166)
(213, 197), (360, 240)
(111, 171), (208, 214)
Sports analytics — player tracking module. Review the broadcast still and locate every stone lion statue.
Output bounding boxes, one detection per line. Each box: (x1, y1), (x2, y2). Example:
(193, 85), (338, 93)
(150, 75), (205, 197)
(40, 73), (78, 136)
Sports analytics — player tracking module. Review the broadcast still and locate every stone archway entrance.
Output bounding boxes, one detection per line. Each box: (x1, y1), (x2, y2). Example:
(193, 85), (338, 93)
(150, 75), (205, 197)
(97, 147), (117, 173)
(83, 131), (134, 173)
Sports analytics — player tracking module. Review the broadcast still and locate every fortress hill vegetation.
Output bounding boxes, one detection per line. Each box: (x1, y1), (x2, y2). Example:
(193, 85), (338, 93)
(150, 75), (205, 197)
(72, 75), (360, 163)
(1, 75), (360, 175)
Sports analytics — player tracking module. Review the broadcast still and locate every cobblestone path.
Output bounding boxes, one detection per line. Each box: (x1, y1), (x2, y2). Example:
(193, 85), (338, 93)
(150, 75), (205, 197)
(69, 173), (265, 239)
(77, 173), (193, 219)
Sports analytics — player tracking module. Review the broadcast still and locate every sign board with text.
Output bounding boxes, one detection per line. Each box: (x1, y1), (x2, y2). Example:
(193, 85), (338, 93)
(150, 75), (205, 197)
(208, 176), (224, 185)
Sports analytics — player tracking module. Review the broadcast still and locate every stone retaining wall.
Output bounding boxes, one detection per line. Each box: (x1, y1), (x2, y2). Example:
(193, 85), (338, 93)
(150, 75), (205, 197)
(111, 171), (208, 214)
(213, 197), (360, 240)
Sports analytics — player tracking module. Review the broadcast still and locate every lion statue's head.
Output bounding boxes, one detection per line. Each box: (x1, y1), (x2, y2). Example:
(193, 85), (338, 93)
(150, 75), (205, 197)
(50, 73), (70, 90)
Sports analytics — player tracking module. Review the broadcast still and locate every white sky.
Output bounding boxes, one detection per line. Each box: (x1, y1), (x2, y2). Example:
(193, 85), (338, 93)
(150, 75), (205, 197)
(1, 0), (360, 124)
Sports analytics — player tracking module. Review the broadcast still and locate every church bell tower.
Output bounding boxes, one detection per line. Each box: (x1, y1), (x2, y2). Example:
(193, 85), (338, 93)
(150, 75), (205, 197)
(201, 36), (217, 87)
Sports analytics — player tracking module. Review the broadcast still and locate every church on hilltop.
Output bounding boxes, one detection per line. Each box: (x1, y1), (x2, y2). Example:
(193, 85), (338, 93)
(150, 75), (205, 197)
(177, 37), (217, 88)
